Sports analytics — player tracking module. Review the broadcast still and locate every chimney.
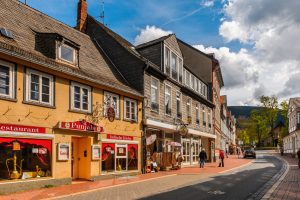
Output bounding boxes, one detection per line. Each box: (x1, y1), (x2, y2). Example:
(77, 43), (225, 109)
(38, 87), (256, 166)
(77, 0), (87, 32)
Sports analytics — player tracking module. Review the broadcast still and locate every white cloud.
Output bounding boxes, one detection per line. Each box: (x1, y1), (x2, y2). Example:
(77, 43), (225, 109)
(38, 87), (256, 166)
(134, 25), (172, 45)
(201, 0), (214, 8)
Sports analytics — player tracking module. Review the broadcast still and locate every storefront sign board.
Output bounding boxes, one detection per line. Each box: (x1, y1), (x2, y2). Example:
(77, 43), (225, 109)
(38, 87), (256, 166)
(0, 124), (46, 134)
(59, 121), (104, 133)
(107, 134), (133, 141)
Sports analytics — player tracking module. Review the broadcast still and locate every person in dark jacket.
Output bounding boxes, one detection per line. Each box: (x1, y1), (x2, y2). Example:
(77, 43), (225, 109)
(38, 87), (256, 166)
(199, 148), (207, 168)
(297, 148), (300, 169)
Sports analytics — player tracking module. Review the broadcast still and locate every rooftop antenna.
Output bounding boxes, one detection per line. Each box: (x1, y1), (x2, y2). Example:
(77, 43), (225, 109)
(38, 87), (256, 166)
(99, 1), (105, 25)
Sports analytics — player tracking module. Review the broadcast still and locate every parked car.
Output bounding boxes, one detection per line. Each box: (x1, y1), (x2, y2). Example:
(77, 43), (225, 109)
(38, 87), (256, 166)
(243, 148), (256, 158)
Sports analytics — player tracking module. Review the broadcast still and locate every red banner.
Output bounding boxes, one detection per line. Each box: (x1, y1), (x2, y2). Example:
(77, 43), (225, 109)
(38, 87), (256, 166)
(107, 134), (133, 141)
(0, 124), (46, 134)
(59, 121), (104, 133)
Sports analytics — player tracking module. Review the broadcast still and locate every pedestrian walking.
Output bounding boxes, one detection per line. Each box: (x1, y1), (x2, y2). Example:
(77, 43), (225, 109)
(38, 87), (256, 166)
(237, 146), (241, 158)
(297, 148), (300, 169)
(199, 148), (207, 168)
(225, 148), (229, 158)
(219, 150), (225, 167)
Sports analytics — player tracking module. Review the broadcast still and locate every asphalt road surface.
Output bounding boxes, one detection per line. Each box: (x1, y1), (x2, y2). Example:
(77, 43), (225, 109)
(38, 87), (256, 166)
(57, 153), (283, 200)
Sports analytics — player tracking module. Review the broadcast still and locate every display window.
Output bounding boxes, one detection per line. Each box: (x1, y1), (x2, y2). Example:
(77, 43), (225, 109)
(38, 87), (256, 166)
(127, 144), (138, 170)
(101, 143), (115, 172)
(101, 143), (138, 173)
(0, 137), (52, 181)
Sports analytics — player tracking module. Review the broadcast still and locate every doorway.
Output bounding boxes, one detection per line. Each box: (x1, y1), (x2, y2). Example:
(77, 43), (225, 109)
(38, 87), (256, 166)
(71, 137), (90, 180)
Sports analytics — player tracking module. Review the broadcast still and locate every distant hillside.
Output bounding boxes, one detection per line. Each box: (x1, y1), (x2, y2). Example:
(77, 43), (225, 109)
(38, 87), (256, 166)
(228, 106), (260, 119)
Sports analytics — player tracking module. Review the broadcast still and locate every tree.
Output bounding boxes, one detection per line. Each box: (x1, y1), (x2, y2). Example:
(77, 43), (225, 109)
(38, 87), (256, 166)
(250, 109), (269, 147)
(237, 129), (250, 145)
(259, 95), (279, 146)
(279, 100), (289, 145)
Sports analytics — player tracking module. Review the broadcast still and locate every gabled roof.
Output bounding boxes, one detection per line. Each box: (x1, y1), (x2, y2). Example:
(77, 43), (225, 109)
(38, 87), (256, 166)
(289, 97), (300, 107)
(0, 0), (142, 97)
(135, 34), (174, 49)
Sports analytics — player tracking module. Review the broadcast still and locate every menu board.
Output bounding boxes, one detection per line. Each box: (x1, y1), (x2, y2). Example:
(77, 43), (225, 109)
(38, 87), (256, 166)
(92, 145), (101, 160)
(57, 143), (70, 161)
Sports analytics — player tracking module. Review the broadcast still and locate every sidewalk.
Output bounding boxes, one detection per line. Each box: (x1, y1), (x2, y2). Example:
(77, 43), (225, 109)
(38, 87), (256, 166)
(0, 155), (251, 200)
(269, 155), (300, 200)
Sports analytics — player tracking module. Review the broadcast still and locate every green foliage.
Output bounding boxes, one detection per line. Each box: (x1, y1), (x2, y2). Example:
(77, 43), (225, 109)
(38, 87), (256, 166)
(280, 100), (289, 138)
(43, 184), (54, 188)
(237, 129), (250, 145)
(250, 109), (269, 147)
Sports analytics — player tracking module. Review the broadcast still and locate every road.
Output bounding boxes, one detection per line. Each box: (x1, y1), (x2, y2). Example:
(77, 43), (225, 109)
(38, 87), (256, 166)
(56, 153), (284, 200)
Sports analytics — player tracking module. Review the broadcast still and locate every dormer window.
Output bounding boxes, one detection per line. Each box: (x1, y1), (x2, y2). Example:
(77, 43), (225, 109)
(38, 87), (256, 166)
(58, 44), (76, 64)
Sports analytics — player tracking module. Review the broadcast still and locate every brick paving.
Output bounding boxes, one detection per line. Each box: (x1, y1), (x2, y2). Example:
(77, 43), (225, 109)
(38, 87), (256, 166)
(269, 155), (300, 200)
(0, 155), (251, 200)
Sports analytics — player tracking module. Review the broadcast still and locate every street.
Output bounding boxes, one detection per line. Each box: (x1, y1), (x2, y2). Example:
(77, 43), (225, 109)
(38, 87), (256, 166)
(54, 153), (283, 200)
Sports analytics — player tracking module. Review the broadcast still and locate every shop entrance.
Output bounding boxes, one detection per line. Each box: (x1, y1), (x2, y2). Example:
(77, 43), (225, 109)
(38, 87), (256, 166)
(115, 144), (127, 171)
(71, 137), (90, 180)
(182, 139), (190, 165)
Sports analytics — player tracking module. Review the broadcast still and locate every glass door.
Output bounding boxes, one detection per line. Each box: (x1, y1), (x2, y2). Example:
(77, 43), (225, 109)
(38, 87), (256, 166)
(182, 139), (190, 165)
(192, 140), (200, 164)
(115, 144), (127, 172)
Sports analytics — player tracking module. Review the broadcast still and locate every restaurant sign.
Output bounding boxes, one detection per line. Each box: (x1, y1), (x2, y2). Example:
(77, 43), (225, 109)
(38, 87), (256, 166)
(0, 124), (46, 134)
(59, 120), (104, 133)
(107, 134), (133, 141)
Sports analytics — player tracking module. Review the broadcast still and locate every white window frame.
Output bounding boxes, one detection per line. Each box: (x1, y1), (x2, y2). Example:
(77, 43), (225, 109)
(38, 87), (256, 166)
(124, 97), (137, 121)
(104, 91), (120, 118)
(150, 77), (160, 112)
(178, 58), (183, 83)
(202, 107), (206, 126)
(196, 103), (200, 125)
(208, 109), (212, 129)
(25, 68), (54, 106)
(70, 82), (92, 112)
(0, 60), (15, 99)
(176, 91), (182, 117)
(171, 52), (178, 81)
(298, 112), (300, 124)
(164, 46), (170, 74)
(187, 98), (192, 117)
(165, 84), (172, 116)
(58, 43), (76, 64)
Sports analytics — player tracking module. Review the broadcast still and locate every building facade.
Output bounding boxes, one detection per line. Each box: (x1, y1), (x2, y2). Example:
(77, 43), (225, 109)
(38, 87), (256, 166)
(0, 0), (143, 193)
(283, 98), (300, 155)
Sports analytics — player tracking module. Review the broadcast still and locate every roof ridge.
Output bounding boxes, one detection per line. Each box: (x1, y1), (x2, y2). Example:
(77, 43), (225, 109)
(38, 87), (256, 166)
(11, 0), (90, 38)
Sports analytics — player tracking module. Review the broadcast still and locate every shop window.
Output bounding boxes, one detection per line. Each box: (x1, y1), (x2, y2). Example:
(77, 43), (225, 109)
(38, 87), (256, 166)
(25, 69), (54, 106)
(70, 82), (92, 112)
(124, 98), (137, 121)
(0, 138), (52, 180)
(0, 60), (15, 99)
(104, 91), (120, 119)
(101, 143), (115, 172)
(165, 84), (172, 115)
(151, 77), (159, 112)
(127, 144), (138, 170)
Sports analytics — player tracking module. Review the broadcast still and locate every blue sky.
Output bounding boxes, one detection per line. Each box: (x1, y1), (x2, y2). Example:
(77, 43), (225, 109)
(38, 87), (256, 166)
(21, 0), (236, 49)
(19, 0), (300, 106)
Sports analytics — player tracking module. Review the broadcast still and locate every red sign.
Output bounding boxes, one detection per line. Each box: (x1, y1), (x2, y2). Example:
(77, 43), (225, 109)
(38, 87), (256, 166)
(0, 124), (46, 134)
(107, 134), (133, 141)
(59, 121), (104, 133)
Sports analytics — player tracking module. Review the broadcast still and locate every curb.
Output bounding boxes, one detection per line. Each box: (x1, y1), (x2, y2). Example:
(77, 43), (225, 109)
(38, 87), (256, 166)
(247, 155), (289, 200)
(260, 156), (289, 200)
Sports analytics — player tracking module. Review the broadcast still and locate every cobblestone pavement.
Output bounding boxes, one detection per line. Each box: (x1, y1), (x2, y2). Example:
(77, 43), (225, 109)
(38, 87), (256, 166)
(269, 154), (300, 200)
(0, 155), (251, 200)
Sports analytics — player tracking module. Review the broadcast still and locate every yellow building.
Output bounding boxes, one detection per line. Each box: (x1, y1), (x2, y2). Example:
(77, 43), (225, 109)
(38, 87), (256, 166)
(0, 0), (143, 193)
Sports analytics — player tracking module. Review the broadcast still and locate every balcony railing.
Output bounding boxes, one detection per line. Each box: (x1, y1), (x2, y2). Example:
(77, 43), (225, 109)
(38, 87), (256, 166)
(151, 102), (159, 112)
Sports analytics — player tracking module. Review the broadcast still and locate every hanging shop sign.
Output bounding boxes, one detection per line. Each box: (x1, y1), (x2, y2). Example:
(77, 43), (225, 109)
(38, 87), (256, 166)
(57, 143), (70, 161)
(107, 134), (133, 141)
(0, 124), (46, 134)
(178, 125), (188, 136)
(58, 120), (104, 133)
(91, 145), (101, 160)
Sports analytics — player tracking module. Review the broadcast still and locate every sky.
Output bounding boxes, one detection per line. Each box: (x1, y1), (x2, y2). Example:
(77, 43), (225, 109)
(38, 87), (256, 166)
(20, 0), (300, 106)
